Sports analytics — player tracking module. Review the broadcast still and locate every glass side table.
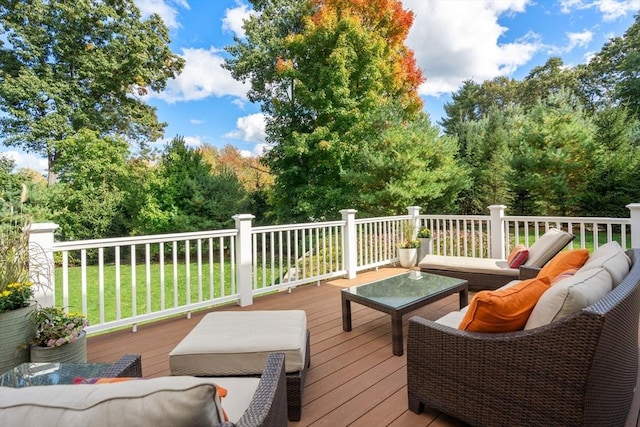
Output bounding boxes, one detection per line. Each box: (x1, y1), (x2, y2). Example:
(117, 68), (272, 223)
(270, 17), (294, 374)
(0, 362), (111, 387)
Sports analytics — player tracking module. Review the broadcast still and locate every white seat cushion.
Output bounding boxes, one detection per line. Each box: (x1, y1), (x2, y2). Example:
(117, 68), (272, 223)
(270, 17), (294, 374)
(581, 241), (631, 286)
(525, 268), (612, 329)
(418, 255), (519, 277)
(169, 310), (307, 375)
(435, 310), (467, 328)
(206, 377), (260, 423)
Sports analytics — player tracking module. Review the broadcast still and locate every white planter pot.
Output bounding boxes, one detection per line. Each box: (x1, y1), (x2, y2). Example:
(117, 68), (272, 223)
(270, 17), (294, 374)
(418, 238), (433, 262)
(398, 248), (418, 268)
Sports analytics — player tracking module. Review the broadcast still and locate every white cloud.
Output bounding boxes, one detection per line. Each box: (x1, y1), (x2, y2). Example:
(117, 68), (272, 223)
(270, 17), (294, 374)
(403, 0), (541, 97)
(183, 135), (203, 147)
(224, 113), (266, 143)
(135, 0), (189, 29)
(1, 150), (48, 176)
(148, 47), (249, 103)
(190, 118), (205, 125)
(559, 0), (640, 22)
(222, 1), (257, 38)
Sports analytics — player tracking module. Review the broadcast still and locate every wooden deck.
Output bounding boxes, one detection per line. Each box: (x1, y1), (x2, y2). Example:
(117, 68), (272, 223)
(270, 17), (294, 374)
(86, 267), (640, 427)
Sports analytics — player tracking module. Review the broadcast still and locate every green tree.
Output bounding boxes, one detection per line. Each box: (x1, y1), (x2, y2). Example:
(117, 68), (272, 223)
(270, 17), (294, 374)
(518, 57), (585, 110)
(454, 106), (519, 214)
(509, 90), (596, 216)
(226, 0), (443, 221)
(441, 77), (519, 140)
(586, 14), (640, 117)
(143, 137), (248, 234)
(578, 107), (640, 216)
(0, 0), (184, 183)
(343, 106), (468, 216)
(49, 129), (130, 240)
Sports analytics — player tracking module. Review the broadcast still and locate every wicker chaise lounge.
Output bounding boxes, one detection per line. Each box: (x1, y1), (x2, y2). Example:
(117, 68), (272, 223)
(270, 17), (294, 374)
(419, 227), (575, 291)
(407, 248), (640, 427)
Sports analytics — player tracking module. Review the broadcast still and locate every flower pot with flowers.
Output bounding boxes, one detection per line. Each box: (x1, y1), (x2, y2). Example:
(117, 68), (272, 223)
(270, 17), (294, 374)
(417, 227), (433, 261)
(29, 306), (89, 363)
(0, 217), (39, 373)
(397, 223), (420, 268)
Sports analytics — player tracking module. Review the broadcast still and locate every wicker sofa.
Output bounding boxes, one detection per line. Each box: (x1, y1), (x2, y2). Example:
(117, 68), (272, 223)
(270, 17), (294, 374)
(0, 353), (287, 427)
(407, 247), (640, 427)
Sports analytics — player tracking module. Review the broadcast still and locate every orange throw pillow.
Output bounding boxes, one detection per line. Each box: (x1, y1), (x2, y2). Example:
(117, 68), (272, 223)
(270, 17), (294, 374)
(537, 249), (589, 281)
(507, 244), (529, 268)
(458, 277), (551, 333)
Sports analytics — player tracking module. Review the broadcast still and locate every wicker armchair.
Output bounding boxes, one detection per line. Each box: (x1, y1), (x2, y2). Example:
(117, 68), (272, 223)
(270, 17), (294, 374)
(407, 248), (640, 427)
(230, 352), (288, 427)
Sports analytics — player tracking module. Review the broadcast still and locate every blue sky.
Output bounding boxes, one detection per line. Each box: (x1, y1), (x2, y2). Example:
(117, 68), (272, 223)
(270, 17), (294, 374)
(7, 0), (640, 175)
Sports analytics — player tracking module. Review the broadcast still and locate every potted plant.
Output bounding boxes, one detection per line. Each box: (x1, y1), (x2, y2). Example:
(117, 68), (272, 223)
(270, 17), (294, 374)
(397, 223), (420, 268)
(417, 227), (433, 261)
(0, 220), (38, 372)
(29, 306), (89, 363)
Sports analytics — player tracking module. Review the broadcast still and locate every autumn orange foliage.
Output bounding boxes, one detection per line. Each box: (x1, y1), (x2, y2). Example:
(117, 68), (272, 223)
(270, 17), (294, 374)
(309, 0), (424, 114)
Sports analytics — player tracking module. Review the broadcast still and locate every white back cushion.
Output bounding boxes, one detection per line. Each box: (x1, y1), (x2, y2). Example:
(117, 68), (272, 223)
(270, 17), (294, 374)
(525, 268), (612, 330)
(523, 228), (574, 268)
(581, 241), (631, 287)
(0, 377), (222, 427)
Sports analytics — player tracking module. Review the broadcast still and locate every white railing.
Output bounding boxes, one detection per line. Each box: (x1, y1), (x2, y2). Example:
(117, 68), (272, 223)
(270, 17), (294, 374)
(27, 203), (640, 334)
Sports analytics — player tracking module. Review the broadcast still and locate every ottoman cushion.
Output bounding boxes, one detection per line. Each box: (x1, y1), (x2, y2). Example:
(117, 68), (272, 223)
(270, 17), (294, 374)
(169, 310), (307, 376)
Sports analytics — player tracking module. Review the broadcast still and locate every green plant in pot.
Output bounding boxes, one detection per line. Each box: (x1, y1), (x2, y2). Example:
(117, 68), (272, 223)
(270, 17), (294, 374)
(417, 227), (432, 239)
(29, 306), (89, 363)
(417, 227), (433, 260)
(0, 219), (39, 371)
(397, 222), (419, 268)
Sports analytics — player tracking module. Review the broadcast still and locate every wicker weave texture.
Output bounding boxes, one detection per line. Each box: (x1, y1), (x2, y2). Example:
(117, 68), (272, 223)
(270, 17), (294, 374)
(102, 354), (143, 378)
(407, 248), (640, 427)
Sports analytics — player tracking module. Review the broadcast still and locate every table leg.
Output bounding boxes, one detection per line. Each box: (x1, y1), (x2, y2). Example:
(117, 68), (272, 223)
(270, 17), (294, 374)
(459, 288), (469, 309)
(391, 313), (403, 356)
(342, 295), (352, 332)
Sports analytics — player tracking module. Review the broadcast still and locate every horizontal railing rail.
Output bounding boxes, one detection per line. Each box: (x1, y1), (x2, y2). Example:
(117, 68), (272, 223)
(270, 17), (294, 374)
(52, 229), (238, 334)
(27, 203), (640, 334)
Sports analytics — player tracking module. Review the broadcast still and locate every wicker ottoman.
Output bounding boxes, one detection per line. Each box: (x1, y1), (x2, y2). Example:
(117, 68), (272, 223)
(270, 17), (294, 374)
(169, 310), (310, 421)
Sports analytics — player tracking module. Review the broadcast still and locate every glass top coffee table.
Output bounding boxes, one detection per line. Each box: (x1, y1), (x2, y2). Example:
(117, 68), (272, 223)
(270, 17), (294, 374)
(341, 270), (468, 356)
(0, 362), (112, 387)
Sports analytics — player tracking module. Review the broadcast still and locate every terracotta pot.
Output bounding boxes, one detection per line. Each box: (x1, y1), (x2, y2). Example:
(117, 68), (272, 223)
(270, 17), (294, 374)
(0, 304), (36, 373)
(30, 330), (87, 363)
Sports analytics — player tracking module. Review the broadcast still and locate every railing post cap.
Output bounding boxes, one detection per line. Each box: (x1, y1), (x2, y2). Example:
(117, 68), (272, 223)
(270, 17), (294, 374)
(232, 214), (255, 220)
(488, 205), (506, 209)
(339, 209), (357, 214)
(27, 222), (60, 233)
(626, 203), (640, 210)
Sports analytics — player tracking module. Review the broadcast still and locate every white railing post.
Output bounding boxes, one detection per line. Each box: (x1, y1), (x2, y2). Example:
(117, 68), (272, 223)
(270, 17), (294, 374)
(233, 214), (255, 307)
(27, 222), (59, 308)
(407, 206), (421, 237)
(627, 203), (640, 249)
(341, 209), (358, 279)
(489, 205), (506, 259)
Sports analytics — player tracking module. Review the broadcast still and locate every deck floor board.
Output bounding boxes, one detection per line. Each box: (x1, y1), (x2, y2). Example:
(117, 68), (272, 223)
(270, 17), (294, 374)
(86, 267), (640, 426)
